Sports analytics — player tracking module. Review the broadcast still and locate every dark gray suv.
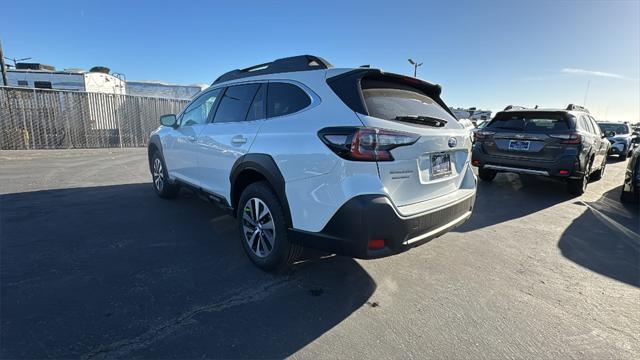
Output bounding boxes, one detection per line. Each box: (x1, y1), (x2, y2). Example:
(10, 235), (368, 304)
(472, 104), (610, 195)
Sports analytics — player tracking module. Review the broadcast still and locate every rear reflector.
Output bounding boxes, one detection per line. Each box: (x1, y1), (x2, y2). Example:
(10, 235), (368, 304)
(472, 159), (480, 166)
(368, 239), (385, 250)
(559, 170), (569, 175)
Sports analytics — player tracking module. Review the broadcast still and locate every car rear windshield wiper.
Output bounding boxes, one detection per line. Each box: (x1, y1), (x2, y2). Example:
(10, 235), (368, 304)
(394, 115), (447, 127)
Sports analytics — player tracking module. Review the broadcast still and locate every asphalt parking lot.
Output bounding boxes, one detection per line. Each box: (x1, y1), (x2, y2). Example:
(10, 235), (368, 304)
(1, 149), (638, 359)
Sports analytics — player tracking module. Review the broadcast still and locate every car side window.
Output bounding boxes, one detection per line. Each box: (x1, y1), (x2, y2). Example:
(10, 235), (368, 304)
(267, 82), (311, 118)
(588, 116), (603, 136)
(180, 89), (221, 126)
(213, 84), (261, 123)
(578, 116), (592, 134)
(246, 84), (266, 121)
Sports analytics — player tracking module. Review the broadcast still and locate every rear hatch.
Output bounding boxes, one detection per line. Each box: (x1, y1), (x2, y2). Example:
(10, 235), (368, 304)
(329, 71), (472, 209)
(480, 111), (574, 162)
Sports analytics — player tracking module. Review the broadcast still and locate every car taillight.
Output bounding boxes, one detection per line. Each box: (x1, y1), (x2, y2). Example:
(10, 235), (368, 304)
(474, 130), (495, 140)
(318, 127), (419, 161)
(549, 133), (582, 144)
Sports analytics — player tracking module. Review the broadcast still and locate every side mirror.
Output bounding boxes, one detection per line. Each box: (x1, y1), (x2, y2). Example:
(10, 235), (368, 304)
(605, 130), (616, 137)
(160, 114), (177, 128)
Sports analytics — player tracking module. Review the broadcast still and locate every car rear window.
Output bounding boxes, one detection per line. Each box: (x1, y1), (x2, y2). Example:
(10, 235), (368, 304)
(598, 123), (629, 135)
(487, 112), (570, 132)
(361, 80), (455, 122)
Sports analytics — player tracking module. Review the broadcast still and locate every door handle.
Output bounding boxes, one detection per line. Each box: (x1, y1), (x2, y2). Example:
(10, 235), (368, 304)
(231, 135), (247, 145)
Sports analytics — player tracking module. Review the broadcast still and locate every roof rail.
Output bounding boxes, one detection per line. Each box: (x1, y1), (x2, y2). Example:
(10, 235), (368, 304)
(504, 105), (527, 111)
(566, 104), (589, 113)
(212, 55), (333, 84)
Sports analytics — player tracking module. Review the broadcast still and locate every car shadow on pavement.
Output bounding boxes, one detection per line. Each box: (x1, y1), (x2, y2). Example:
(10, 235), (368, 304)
(455, 172), (573, 232)
(557, 187), (640, 287)
(0, 184), (376, 359)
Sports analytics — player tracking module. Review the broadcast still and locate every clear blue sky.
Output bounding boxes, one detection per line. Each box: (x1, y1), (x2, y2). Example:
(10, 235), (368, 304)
(2, 0), (639, 120)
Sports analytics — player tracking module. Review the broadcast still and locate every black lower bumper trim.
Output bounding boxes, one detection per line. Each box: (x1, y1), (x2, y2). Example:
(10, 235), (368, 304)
(289, 194), (475, 259)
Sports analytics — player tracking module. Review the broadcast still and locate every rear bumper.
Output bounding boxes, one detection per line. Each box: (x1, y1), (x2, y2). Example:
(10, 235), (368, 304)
(472, 146), (582, 178)
(289, 193), (475, 259)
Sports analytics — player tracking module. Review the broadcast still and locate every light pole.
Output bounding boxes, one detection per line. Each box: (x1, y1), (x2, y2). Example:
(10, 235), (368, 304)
(408, 58), (423, 77)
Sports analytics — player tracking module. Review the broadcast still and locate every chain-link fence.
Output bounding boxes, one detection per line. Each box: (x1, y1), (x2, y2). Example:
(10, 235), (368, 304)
(0, 86), (189, 149)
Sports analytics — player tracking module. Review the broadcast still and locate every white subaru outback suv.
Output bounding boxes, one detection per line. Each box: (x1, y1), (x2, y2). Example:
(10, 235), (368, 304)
(148, 55), (476, 271)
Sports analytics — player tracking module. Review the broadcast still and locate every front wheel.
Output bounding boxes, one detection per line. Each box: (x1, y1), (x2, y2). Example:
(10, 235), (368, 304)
(151, 152), (179, 198)
(237, 181), (302, 272)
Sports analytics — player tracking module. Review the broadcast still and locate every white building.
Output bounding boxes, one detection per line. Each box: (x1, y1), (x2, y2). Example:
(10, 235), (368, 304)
(126, 80), (205, 100)
(6, 67), (126, 94)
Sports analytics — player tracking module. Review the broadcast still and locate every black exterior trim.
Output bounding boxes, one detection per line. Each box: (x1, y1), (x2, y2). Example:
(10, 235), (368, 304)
(213, 55), (333, 85)
(147, 134), (164, 172)
(229, 154), (292, 226)
(290, 194), (475, 259)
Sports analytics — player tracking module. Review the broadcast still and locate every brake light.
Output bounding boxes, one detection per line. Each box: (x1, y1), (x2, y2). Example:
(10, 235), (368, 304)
(474, 130), (495, 140)
(368, 239), (386, 250)
(318, 127), (419, 161)
(549, 133), (582, 144)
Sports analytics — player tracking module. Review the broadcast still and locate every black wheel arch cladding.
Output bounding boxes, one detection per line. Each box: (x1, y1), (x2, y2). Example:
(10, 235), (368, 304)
(230, 154), (292, 227)
(147, 134), (164, 171)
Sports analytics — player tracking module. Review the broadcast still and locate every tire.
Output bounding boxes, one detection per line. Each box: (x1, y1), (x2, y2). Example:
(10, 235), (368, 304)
(590, 159), (606, 181)
(567, 163), (590, 196)
(620, 153), (627, 161)
(150, 151), (179, 198)
(478, 168), (497, 181)
(237, 181), (302, 272)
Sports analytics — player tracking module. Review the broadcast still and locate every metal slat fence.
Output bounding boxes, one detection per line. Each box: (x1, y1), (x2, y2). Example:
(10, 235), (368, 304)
(0, 86), (189, 149)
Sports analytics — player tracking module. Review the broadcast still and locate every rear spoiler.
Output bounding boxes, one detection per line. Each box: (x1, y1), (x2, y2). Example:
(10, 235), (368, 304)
(326, 69), (456, 119)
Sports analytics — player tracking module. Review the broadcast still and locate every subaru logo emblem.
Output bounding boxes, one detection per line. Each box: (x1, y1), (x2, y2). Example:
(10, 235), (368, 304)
(448, 137), (457, 148)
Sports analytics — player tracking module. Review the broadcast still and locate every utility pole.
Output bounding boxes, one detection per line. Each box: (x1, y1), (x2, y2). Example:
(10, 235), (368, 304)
(0, 39), (8, 86)
(408, 58), (423, 78)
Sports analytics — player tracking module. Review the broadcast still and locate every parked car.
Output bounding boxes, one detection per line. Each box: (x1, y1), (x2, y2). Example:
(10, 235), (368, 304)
(148, 55), (476, 271)
(598, 121), (634, 160)
(472, 104), (609, 195)
(621, 146), (640, 203)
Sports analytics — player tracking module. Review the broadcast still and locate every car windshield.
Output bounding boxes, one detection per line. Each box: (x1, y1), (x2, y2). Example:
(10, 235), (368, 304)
(598, 123), (630, 135)
(486, 112), (570, 132)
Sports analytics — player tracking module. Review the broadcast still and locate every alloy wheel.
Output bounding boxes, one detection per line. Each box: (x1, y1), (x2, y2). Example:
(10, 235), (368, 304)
(153, 158), (164, 192)
(242, 198), (275, 258)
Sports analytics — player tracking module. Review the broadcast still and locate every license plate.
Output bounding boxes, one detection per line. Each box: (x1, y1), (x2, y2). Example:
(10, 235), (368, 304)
(509, 140), (530, 151)
(430, 153), (451, 178)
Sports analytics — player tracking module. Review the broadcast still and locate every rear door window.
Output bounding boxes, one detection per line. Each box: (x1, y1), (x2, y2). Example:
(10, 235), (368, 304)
(213, 84), (261, 123)
(578, 116), (592, 133)
(361, 81), (454, 122)
(267, 82), (310, 118)
(246, 84), (266, 121)
(588, 116), (602, 136)
(487, 112), (570, 132)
